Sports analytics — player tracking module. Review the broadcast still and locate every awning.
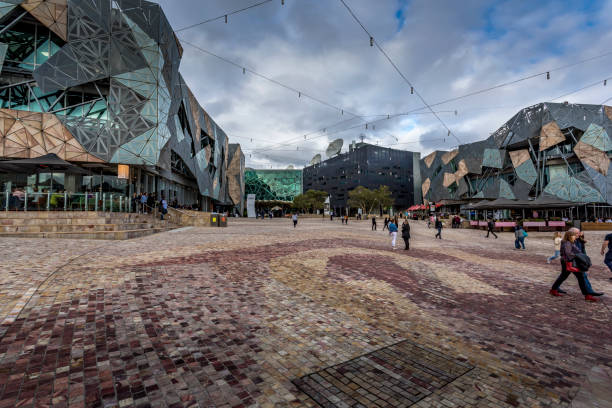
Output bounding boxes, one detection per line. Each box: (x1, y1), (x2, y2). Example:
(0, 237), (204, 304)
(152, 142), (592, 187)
(0, 154), (89, 174)
(528, 194), (583, 208)
(468, 196), (581, 210)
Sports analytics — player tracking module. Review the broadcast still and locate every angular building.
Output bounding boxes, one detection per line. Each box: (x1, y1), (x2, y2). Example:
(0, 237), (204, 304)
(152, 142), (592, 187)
(421, 102), (612, 206)
(0, 0), (242, 211)
(303, 142), (421, 215)
(244, 168), (302, 202)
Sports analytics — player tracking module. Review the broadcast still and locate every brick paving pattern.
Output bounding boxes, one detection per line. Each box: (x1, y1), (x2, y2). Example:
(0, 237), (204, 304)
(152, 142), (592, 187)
(0, 218), (611, 407)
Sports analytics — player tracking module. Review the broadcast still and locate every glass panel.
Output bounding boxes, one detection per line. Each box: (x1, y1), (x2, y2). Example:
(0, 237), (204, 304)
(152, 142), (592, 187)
(8, 84), (29, 110)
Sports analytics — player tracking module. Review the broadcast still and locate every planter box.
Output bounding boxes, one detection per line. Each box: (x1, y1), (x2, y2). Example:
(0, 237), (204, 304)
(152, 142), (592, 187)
(523, 221), (546, 227)
(547, 221), (566, 227)
(495, 221), (516, 228)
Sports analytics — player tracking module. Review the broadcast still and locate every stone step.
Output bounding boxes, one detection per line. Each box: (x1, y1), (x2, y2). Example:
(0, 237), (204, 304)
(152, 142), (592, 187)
(0, 222), (162, 233)
(0, 214), (166, 226)
(0, 227), (176, 240)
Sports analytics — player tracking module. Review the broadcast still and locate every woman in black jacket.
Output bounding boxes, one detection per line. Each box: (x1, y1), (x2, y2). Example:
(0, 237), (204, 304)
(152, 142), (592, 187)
(401, 220), (411, 250)
(550, 229), (601, 301)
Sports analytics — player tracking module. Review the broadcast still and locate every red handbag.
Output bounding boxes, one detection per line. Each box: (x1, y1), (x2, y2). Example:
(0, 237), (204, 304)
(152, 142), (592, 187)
(565, 261), (580, 273)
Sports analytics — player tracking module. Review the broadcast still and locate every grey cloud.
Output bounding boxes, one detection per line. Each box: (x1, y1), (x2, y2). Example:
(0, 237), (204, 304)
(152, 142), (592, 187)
(157, 0), (612, 168)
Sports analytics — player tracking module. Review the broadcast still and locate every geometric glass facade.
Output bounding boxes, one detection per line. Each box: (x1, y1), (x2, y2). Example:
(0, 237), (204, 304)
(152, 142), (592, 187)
(0, 0), (242, 210)
(244, 169), (302, 202)
(421, 102), (612, 205)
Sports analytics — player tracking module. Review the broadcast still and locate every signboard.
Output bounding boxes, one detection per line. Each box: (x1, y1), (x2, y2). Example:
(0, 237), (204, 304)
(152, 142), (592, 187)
(246, 194), (256, 218)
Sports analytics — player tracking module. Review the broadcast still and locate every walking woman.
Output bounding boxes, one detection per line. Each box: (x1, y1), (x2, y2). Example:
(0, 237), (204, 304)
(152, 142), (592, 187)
(388, 219), (398, 249)
(546, 232), (562, 263)
(401, 219), (411, 250)
(550, 228), (601, 302)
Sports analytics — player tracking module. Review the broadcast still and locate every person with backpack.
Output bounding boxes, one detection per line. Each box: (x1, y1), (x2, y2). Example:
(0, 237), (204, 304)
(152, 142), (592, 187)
(550, 228), (602, 301)
(401, 219), (411, 250)
(485, 218), (498, 239)
(514, 224), (527, 249)
(434, 217), (443, 239)
(388, 219), (398, 249)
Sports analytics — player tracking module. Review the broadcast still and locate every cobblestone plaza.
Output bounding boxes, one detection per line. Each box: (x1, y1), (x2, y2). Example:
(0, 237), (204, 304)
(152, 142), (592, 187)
(0, 220), (611, 407)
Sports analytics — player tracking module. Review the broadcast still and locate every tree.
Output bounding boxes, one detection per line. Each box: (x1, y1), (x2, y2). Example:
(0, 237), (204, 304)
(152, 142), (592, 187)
(374, 185), (394, 211)
(348, 186), (377, 215)
(292, 194), (308, 212)
(304, 189), (328, 212)
(292, 190), (327, 213)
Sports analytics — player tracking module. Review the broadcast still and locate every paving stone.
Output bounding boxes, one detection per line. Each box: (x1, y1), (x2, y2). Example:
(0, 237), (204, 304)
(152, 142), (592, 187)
(0, 219), (610, 407)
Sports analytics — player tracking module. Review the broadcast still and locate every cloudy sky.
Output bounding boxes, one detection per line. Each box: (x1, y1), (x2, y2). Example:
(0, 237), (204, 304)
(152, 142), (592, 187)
(157, 0), (612, 169)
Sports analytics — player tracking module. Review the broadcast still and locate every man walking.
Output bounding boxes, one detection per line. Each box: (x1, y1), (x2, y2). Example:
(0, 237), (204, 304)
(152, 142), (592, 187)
(160, 195), (167, 220)
(486, 218), (498, 239)
(292, 213), (298, 228)
(434, 217), (443, 239)
(371, 216), (377, 231)
(601, 233), (612, 280)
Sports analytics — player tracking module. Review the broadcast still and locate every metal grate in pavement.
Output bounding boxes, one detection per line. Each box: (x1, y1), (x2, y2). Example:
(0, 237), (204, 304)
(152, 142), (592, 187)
(293, 339), (474, 407)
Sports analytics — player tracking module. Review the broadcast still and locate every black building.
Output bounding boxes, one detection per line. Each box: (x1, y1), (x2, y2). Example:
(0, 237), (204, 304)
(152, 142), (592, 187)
(302, 142), (421, 215)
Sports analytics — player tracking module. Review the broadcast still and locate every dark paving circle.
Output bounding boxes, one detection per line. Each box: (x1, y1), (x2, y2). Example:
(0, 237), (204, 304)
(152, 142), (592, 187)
(293, 340), (474, 407)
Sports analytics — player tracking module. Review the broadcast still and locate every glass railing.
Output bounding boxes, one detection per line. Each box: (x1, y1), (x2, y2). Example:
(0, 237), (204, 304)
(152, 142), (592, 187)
(0, 192), (132, 212)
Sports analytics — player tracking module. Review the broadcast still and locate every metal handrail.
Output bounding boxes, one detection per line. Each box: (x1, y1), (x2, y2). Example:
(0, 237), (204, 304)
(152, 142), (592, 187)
(168, 206), (197, 217)
(1, 191), (130, 212)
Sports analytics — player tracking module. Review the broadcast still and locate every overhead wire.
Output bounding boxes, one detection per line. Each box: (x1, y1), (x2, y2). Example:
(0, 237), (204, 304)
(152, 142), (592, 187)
(180, 34), (612, 155)
(173, 2), (612, 163)
(338, 0), (461, 145)
(175, 0), (275, 32)
(180, 39), (361, 119)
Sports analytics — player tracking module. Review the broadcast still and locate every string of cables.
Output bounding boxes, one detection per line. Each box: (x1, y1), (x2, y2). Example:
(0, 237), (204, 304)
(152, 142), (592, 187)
(174, 1), (612, 157)
(245, 72), (612, 162)
(338, 0), (460, 144)
(175, 0), (276, 32)
(245, 50), (612, 153)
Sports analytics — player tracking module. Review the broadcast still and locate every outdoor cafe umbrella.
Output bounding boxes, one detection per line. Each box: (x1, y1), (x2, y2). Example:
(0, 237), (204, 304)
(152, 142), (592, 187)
(0, 154), (89, 174)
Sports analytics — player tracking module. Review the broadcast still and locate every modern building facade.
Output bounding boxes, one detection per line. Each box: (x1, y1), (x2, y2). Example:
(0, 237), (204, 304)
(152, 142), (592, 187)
(244, 168), (302, 202)
(303, 142), (421, 214)
(421, 102), (612, 207)
(0, 0), (242, 211)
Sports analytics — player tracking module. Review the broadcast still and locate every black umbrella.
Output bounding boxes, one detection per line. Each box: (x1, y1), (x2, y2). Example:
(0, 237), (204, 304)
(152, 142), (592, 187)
(0, 154), (89, 174)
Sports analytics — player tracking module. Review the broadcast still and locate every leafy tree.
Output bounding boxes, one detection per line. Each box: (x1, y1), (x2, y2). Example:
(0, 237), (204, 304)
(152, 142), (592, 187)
(374, 185), (394, 210)
(348, 186), (377, 215)
(292, 194), (309, 212)
(292, 190), (328, 213)
(305, 189), (328, 212)
(347, 185), (394, 215)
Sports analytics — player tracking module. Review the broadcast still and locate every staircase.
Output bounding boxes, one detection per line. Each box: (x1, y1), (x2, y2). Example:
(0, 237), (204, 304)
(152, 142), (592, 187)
(0, 211), (176, 240)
